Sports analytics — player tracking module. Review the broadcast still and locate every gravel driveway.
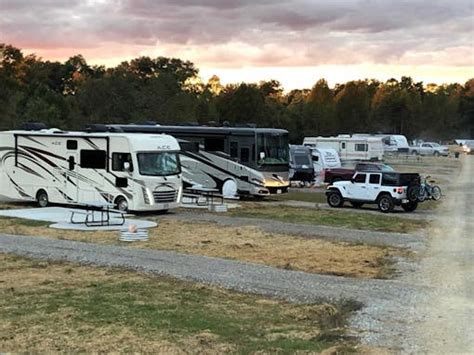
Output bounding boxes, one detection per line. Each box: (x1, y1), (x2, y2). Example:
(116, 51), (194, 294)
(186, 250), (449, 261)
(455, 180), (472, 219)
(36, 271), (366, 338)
(0, 233), (423, 306)
(163, 212), (426, 250)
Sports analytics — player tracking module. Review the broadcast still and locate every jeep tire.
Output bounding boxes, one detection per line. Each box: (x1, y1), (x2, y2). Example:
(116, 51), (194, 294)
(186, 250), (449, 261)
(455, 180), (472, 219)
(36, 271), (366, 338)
(377, 194), (394, 213)
(327, 190), (344, 208)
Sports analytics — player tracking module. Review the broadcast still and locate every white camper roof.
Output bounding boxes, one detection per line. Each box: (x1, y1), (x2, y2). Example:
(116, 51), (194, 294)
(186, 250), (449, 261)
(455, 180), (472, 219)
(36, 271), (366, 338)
(3, 130), (181, 152)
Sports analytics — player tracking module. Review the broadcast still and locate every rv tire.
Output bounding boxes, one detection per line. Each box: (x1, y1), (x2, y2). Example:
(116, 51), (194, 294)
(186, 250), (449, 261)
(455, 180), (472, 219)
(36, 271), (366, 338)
(115, 196), (128, 212)
(36, 190), (49, 208)
(222, 179), (238, 199)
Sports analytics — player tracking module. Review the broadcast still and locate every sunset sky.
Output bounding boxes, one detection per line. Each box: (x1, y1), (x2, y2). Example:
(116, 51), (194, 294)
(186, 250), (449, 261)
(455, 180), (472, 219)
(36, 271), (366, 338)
(1, 0), (473, 90)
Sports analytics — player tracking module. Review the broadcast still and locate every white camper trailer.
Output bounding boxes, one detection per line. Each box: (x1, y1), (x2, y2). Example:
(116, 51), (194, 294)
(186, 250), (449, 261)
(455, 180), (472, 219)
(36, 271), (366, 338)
(303, 135), (384, 161)
(0, 129), (183, 212)
(353, 134), (409, 155)
(309, 148), (341, 184)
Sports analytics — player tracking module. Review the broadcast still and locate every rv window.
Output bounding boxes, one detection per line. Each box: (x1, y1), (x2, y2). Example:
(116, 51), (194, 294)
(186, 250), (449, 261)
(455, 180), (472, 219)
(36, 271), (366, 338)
(179, 141), (199, 152)
(312, 155), (319, 162)
(241, 147), (250, 163)
(204, 138), (225, 152)
(354, 173), (366, 183)
(67, 140), (78, 150)
(112, 153), (133, 172)
(68, 156), (75, 171)
(355, 143), (368, 152)
(230, 142), (238, 158)
(80, 150), (106, 169)
(369, 174), (381, 184)
(341, 142), (346, 149)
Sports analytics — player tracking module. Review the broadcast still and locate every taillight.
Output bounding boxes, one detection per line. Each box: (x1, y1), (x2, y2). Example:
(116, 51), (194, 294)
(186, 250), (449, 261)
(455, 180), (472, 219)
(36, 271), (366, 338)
(395, 187), (404, 194)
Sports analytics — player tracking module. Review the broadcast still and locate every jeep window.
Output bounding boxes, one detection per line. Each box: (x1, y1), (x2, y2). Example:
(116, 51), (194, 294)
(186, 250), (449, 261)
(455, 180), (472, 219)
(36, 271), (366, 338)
(355, 143), (368, 152)
(369, 174), (381, 184)
(354, 173), (366, 183)
(382, 173), (398, 186)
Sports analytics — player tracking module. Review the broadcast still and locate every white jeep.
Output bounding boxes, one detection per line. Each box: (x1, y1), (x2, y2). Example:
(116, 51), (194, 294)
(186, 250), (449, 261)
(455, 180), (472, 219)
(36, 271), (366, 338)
(326, 171), (420, 213)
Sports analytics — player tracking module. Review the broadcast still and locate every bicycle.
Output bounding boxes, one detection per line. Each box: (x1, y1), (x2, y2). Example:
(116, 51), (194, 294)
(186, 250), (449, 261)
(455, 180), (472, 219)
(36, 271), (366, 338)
(417, 175), (442, 202)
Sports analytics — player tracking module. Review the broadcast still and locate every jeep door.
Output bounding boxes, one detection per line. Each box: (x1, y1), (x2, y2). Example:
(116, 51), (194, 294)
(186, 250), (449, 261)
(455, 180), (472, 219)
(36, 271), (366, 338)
(366, 173), (382, 200)
(349, 173), (367, 200)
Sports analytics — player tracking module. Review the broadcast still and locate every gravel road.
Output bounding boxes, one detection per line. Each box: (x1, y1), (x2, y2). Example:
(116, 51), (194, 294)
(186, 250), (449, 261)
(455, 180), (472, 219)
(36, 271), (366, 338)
(163, 212), (426, 250)
(0, 233), (423, 306)
(351, 155), (474, 352)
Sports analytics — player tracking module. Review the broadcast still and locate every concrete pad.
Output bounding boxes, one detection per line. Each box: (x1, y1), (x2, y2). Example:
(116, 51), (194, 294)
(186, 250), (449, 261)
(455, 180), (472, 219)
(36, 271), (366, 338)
(0, 207), (157, 231)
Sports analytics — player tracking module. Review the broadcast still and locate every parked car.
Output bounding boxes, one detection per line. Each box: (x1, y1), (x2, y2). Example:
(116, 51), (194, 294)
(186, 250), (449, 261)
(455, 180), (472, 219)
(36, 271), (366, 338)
(410, 142), (449, 156)
(323, 162), (394, 184)
(326, 171), (420, 213)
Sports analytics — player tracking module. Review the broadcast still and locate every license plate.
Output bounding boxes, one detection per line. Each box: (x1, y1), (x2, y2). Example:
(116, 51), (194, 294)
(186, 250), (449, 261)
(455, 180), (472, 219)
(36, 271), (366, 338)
(277, 189), (282, 194)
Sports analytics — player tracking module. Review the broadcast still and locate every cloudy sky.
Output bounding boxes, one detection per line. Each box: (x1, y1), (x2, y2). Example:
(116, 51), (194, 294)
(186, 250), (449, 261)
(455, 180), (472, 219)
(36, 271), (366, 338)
(1, 0), (473, 89)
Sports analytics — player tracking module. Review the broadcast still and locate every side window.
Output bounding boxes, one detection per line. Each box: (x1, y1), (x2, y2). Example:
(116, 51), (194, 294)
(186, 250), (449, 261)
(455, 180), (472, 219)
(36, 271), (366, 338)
(369, 174), (381, 184)
(80, 150), (106, 169)
(312, 155), (319, 162)
(230, 142), (238, 158)
(355, 143), (368, 152)
(341, 142), (346, 149)
(112, 153), (133, 172)
(354, 173), (366, 183)
(67, 140), (78, 150)
(204, 138), (225, 151)
(241, 147), (250, 163)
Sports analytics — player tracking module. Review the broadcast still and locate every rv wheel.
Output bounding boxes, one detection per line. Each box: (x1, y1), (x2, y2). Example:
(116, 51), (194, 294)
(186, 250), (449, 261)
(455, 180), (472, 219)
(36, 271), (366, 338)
(36, 190), (49, 208)
(222, 179), (238, 199)
(115, 197), (128, 212)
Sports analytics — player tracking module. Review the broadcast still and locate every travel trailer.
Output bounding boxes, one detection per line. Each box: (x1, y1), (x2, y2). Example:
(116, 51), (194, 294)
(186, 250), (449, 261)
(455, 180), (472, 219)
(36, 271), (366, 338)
(0, 128), (183, 212)
(353, 134), (409, 154)
(303, 135), (384, 161)
(103, 124), (291, 197)
(289, 145), (314, 184)
(309, 148), (341, 184)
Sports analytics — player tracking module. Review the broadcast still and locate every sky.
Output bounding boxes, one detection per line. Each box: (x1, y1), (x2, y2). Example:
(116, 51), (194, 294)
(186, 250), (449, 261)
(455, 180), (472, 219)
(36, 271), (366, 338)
(1, 0), (473, 90)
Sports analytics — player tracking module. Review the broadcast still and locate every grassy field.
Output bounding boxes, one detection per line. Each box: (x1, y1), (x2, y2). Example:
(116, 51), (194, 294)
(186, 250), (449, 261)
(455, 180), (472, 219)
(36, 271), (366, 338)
(228, 205), (427, 234)
(270, 191), (327, 204)
(0, 217), (397, 279)
(0, 254), (359, 353)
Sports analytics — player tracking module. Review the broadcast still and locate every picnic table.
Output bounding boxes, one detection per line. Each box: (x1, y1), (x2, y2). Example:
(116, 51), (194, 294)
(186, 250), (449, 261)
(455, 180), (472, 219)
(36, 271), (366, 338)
(182, 186), (223, 207)
(70, 201), (126, 227)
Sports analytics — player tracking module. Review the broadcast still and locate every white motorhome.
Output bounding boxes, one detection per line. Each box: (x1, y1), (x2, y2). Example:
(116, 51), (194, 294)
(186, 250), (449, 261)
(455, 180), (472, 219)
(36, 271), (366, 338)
(0, 129), (183, 212)
(303, 135), (384, 161)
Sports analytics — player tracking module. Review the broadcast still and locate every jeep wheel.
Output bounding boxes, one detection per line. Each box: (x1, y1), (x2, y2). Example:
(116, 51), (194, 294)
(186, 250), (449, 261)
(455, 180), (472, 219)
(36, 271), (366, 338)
(350, 201), (364, 208)
(327, 191), (344, 208)
(402, 201), (418, 212)
(377, 195), (394, 213)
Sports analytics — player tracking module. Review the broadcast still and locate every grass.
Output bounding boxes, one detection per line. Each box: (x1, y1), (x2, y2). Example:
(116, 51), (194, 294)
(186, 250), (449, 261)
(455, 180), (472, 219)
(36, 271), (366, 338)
(0, 216), (398, 279)
(270, 191), (327, 204)
(228, 205), (427, 234)
(0, 254), (360, 353)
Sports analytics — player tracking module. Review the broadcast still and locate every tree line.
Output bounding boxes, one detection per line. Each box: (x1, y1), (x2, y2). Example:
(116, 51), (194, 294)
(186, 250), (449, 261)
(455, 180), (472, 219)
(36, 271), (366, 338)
(1, 44), (473, 143)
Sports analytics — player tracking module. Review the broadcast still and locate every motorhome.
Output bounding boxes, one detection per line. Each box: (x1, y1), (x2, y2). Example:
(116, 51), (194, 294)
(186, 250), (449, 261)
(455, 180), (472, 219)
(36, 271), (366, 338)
(303, 135), (384, 161)
(0, 128), (183, 212)
(309, 148), (341, 184)
(103, 124), (291, 197)
(289, 145), (314, 184)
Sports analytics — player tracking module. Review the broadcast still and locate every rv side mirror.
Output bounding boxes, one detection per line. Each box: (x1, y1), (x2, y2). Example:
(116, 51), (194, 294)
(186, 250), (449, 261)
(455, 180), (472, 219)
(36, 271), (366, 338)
(123, 162), (131, 172)
(259, 152), (265, 160)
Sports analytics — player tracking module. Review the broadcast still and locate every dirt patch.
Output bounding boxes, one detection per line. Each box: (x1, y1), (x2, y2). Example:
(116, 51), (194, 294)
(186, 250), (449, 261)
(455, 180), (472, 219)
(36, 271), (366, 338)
(0, 217), (400, 279)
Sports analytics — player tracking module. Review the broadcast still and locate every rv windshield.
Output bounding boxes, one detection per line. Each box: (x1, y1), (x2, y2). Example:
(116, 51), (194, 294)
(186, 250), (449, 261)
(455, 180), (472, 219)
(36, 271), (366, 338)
(257, 133), (289, 165)
(137, 152), (181, 177)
